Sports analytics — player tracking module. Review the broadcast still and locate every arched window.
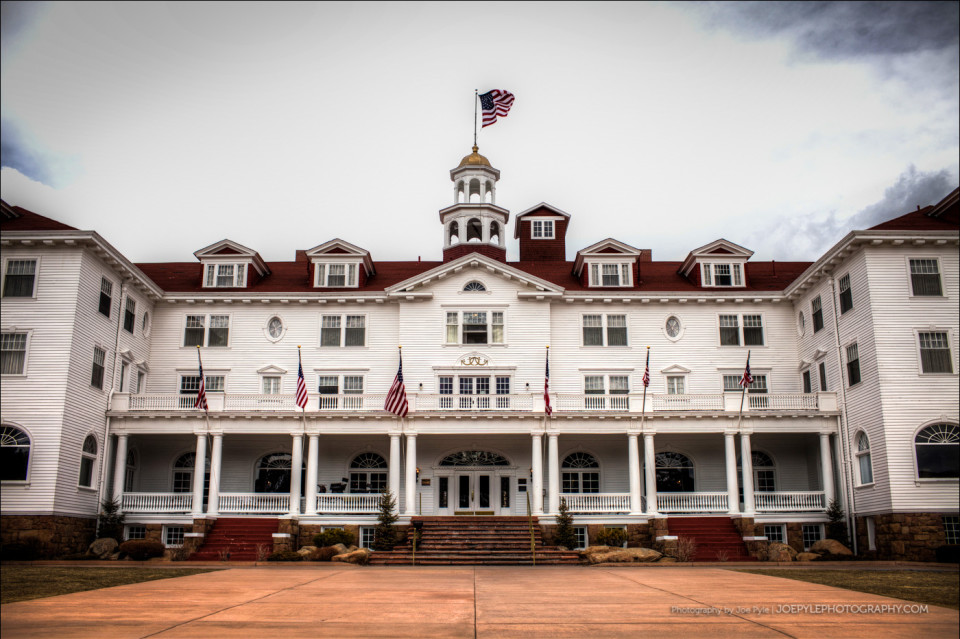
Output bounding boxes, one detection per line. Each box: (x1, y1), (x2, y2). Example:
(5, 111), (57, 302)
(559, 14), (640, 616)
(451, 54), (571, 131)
(256, 452), (305, 494)
(484, 180), (494, 203)
(737, 451), (776, 493)
(78, 435), (98, 488)
(172, 452), (210, 495)
(448, 221), (460, 245)
(467, 218), (482, 242)
(1, 425), (30, 481)
(349, 452), (387, 493)
(439, 451), (510, 466)
(463, 281), (486, 292)
(468, 178), (481, 203)
(655, 452), (694, 492)
(562, 452), (599, 493)
(915, 423), (959, 479)
(124, 449), (137, 492)
(856, 432), (873, 484)
(489, 221), (500, 245)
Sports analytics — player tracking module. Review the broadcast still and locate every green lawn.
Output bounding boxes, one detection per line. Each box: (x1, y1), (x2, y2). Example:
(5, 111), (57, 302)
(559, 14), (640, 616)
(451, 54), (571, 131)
(1, 566), (218, 604)
(734, 569), (959, 610)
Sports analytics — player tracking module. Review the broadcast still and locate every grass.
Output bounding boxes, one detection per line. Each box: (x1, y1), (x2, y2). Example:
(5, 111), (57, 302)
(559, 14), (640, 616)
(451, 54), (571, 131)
(1, 566), (218, 604)
(734, 569), (960, 610)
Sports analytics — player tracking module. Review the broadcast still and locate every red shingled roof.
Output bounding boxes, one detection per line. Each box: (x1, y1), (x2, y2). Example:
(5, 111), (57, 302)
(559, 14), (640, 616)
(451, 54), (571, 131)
(1, 204), (79, 232)
(869, 204), (959, 231)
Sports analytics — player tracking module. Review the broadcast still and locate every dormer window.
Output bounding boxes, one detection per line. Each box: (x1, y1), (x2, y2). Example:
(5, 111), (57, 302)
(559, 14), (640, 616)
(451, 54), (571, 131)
(588, 263), (632, 287)
(701, 262), (743, 287)
(203, 263), (246, 288)
(315, 263), (358, 288)
(532, 220), (554, 239)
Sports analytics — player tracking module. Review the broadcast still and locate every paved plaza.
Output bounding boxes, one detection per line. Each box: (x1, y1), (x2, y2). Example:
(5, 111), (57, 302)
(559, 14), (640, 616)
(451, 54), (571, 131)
(1, 565), (957, 638)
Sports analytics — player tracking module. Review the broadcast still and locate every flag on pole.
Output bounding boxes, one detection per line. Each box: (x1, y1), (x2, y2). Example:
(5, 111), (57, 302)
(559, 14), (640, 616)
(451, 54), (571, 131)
(739, 352), (754, 388)
(642, 348), (651, 388)
(385, 348), (409, 417)
(295, 347), (308, 409)
(479, 90), (515, 127)
(194, 347), (208, 411)
(544, 346), (553, 416)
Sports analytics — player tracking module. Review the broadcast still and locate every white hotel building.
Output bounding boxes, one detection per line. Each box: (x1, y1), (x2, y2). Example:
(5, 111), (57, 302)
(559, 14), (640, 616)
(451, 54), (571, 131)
(1, 148), (957, 560)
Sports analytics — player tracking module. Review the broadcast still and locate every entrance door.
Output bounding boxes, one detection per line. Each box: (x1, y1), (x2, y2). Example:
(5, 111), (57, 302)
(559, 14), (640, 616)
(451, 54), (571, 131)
(455, 472), (493, 515)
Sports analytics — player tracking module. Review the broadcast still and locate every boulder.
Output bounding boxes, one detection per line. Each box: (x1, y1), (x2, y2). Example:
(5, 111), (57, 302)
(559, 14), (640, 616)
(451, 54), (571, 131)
(297, 545), (319, 559)
(657, 556), (678, 563)
(330, 543), (350, 555)
(331, 548), (371, 565)
(88, 538), (118, 559)
(580, 546), (661, 564)
(810, 539), (853, 556)
(796, 552), (821, 562)
(767, 542), (797, 562)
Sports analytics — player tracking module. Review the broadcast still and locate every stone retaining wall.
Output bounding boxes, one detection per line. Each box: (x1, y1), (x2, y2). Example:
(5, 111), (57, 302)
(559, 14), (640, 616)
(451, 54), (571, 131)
(1, 514), (97, 556)
(856, 512), (953, 562)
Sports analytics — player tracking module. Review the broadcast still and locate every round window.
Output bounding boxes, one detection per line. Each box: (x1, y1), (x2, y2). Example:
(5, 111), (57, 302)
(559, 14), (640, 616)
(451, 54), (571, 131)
(665, 316), (681, 339)
(267, 316), (283, 339)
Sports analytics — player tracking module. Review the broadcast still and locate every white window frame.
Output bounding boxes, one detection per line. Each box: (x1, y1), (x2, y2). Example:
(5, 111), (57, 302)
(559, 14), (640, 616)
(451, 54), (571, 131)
(700, 260), (744, 288)
(837, 273), (853, 314)
(164, 525), (185, 548)
(1, 330), (31, 377)
(663, 314), (684, 342)
(583, 373), (631, 409)
(202, 262), (247, 288)
(801, 524), (824, 551)
(0, 423), (33, 484)
(845, 341), (861, 387)
(818, 361), (828, 392)
(865, 516), (877, 550)
(586, 261), (633, 288)
(261, 375), (283, 395)
(801, 368), (812, 394)
(531, 219), (555, 239)
(666, 375), (686, 395)
(313, 261), (361, 288)
(944, 515), (959, 545)
(98, 276), (114, 317)
(359, 526), (376, 549)
(442, 309), (506, 346)
(763, 524), (786, 544)
(811, 295), (825, 333)
(573, 526), (588, 550)
(914, 328), (955, 376)
(906, 256), (945, 297)
(78, 433), (99, 489)
(91, 346), (107, 390)
(124, 525), (147, 541)
(581, 314), (629, 347)
(319, 313), (368, 348)
(436, 373), (513, 409)
(123, 297), (137, 334)
(855, 430), (874, 486)
(316, 373), (366, 408)
(179, 373), (227, 395)
(1, 256), (40, 299)
(717, 313), (765, 347)
(913, 421), (960, 483)
(181, 314), (232, 348)
(722, 373), (768, 393)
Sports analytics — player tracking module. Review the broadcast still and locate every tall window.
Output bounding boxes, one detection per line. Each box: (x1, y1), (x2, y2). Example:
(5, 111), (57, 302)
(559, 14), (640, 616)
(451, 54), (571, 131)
(91, 347), (106, 389)
(255, 452), (304, 494)
(1, 425), (30, 481)
(812, 296), (824, 333)
(838, 274), (853, 314)
(439, 375), (511, 410)
(718, 313), (768, 347)
(350, 453), (387, 493)
(172, 452), (209, 494)
(818, 361), (828, 391)
(123, 298), (136, 334)
(1, 332), (28, 375)
(846, 343), (861, 386)
(2, 259), (37, 297)
(856, 432), (873, 484)
(321, 315), (366, 347)
(743, 315), (764, 345)
(719, 315), (740, 345)
(183, 315), (230, 347)
(915, 424), (959, 479)
(179, 375), (224, 407)
(909, 259), (943, 296)
(561, 452), (600, 493)
(98, 277), (113, 317)
(584, 375), (629, 410)
(802, 370), (812, 393)
(444, 310), (504, 345)
(262, 376), (281, 394)
(655, 452), (694, 492)
(666, 376), (685, 395)
(78, 435), (98, 488)
(918, 331), (953, 374)
(124, 450), (137, 492)
(738, 451), (776, 496)
(582, 314), (628, 346)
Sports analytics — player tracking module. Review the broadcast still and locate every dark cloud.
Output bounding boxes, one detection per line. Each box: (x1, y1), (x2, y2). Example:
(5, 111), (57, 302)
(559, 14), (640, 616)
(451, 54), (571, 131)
(0, 118), (68, 187)
(694, 1), (959, 59)
(752, 165), (957, 260)
(1, 1), (46, 55)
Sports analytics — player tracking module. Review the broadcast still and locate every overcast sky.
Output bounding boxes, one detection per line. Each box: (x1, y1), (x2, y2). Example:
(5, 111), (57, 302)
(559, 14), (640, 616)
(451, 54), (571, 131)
(1, 1), (957, 265)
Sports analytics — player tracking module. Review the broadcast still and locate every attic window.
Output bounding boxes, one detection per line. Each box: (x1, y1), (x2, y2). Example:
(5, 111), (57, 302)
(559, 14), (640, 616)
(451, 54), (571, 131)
(532, 220), (554, 239)
(701, 262), (743, 287)
(588, 263), (632, 287)
(463, 281), (486, 292)
(315, 263), (358, 288)
(204, 264), (246, 288)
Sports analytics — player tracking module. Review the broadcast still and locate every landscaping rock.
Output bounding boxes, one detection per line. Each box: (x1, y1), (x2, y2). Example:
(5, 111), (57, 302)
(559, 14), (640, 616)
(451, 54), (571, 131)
(767, 542), (797, 562)
(796, 552), (821, 562)
(88, 538), (118, 559)
(580, 546), (661, 564)
(331, 548), (371, 565)
(297, 545), (319, 559)
(810, 539), (853, 556)
(657, 556), (678, 563)
(330, 543), (350, 555)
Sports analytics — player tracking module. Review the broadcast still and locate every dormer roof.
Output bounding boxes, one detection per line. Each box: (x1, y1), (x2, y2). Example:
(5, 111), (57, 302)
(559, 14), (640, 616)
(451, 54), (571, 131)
(679, 239), (754, 277)
(193, 239), (270, 276)
(385, 251), (564, 298)
(513, 202), (571, 238)
(304, 238), (375, 276)
(573, 238), (642, 275)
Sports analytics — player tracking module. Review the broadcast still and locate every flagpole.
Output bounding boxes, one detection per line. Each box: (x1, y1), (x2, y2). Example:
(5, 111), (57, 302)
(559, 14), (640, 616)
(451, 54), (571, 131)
(473, 89), (478, 147)
(196, 346), (207, 414)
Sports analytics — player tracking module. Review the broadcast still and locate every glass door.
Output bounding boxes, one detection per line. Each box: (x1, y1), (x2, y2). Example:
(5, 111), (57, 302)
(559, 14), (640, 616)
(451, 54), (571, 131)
(454, 472), (494, 515)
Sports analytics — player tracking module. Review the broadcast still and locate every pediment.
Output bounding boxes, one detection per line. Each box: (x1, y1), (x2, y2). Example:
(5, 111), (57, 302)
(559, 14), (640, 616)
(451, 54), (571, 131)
(513, 202), (571, 238)
(660, 364), (691, 375)
(679, 239), (754, 277)
(385, 252), (564, 296)
(305, 239), (374, 275)
(193, 239), (269, 276)
(257, 365), (289, 375)
(573, 238), (641, 275)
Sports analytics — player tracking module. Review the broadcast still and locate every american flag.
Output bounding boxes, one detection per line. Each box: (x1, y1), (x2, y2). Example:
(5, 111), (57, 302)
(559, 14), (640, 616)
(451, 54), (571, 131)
(544, 348), (553, 416)
(295, 349), (308, 410)
(480, 90), (515, 128)
(384, 350), (409, 417)
(194, 349), (208, 411)
(739, 353), (754, 388)
(642, 348), (651, 388)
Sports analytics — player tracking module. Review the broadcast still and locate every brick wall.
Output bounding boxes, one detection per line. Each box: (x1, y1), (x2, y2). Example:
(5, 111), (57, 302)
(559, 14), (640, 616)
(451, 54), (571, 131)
(442, 243), (507, 263)
(1, 514), (97, 556)
(518, 218), (567, 261)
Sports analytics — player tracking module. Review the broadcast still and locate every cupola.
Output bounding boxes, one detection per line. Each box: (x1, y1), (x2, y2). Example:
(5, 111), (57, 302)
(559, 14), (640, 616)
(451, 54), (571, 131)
(439, 146), (510, 263)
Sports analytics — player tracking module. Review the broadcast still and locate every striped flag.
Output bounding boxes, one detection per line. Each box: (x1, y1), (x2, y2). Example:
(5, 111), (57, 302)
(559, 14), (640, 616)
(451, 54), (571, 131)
(544, 347), (553, 416)
(480, 90), (515, 127)
(295, 348), (308, 409)
(642, 348), (651, 388)
(385, 349), (409, 417)
(739, 352), (754, 388)
(194, 348), (208, 411)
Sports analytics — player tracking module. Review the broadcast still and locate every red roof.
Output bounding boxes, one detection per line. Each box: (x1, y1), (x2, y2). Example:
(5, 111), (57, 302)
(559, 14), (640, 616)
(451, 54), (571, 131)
(0, 204), (79, 232)
(869, 204), (959, 231)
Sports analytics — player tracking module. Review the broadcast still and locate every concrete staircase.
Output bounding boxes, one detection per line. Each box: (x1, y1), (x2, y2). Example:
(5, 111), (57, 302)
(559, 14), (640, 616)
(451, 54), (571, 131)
(666, 516), (756, 562)
(188, 518), (277, 561)
(368, 516), (580, 565)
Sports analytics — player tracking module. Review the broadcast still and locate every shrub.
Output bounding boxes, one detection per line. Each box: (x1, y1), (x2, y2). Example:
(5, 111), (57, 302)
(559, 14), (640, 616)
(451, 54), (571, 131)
(674, 536), (698, 562)
(372, 490), (399, 551)
(118, 539), (165, 561)
(267, 550), (302, 562)
(313, 529), (355, 548)
(825, 499), (848, 546)
(595, 527), (627, 548)
(552, 498), (577, 550)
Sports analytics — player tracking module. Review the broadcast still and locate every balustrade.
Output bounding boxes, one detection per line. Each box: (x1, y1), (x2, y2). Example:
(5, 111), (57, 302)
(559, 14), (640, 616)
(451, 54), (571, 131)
(560, 493), (631, 513)
(755, 491), (826, 512)
(121, 492), (192, 513)
(657, 492), (729, 513)
(218, 493), (289, 514)
(316, 494), (381, 514)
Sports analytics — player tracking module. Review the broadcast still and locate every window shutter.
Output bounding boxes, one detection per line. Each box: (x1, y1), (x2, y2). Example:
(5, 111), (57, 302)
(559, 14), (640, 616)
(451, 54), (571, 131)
(733, 264), (742, 286)
(702, 264), (712, 286)
(235, 264), (246, 287)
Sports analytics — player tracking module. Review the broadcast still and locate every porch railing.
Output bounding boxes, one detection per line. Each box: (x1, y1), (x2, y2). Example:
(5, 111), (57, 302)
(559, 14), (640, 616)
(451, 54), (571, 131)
(657, 492), (729, 513)
(555, 394), (631, 412)
(749, 393), (819, 411)
(316, 393), (388, 412)
(414, 393), (533, 411)
(316, 494), (381, 514)
(652, 394), (725, 412)
(121, 492), (193, 513)
(218, 493), (290, 514)
(561, 493), (632, 514)
(224, 394), (300, 412)
(755, 491), (826, 512)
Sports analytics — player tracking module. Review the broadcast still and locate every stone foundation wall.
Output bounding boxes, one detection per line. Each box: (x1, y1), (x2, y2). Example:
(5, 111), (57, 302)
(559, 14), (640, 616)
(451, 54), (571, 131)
(297, 524), (361, 549)
(1, 514), (97, 556)
(540, 523), (651, 548)
(857, 513), (953, 562)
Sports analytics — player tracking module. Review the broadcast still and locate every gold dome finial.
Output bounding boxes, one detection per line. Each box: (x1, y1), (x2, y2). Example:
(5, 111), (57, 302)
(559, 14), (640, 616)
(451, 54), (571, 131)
(458, 145), (491, 168)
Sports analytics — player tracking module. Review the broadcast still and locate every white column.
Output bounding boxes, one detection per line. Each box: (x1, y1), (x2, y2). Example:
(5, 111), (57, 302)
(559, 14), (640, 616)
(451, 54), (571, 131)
(206, 434), (222, 517)
(547, 433), (559, 515)
(191, 434), (207, 517)
(289, 434), (303, 516)
(643, 434), (657, 515)
(404, 434), (418, 516)
(740, 433), (755, 515)
(112, 434), (128, 504)
(819, 433), (836, 506)
(304, 435), (319, 516)
(531, 434), (543, 515)
(389, 434), (401, 512)
(724, 433), (740, 515)
(628, 434), (642, 515)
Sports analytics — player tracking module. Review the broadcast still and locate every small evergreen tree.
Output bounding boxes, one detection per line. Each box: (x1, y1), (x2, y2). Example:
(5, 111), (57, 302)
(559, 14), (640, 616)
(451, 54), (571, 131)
(97, 498), (125, 542)
(553, 497), (577, 550)
(372, 490), (399, 551)
(825, 498), (848, 545)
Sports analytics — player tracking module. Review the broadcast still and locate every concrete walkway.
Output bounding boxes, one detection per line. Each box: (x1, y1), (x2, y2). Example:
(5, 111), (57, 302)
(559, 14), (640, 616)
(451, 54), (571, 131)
(1, 565), (957, 638)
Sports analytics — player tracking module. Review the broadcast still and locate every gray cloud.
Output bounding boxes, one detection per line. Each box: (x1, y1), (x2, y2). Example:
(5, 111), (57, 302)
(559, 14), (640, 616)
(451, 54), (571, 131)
(1, 1), (46, 57)
(751, 165), (957, 260)
(0, 118), (76, 187)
